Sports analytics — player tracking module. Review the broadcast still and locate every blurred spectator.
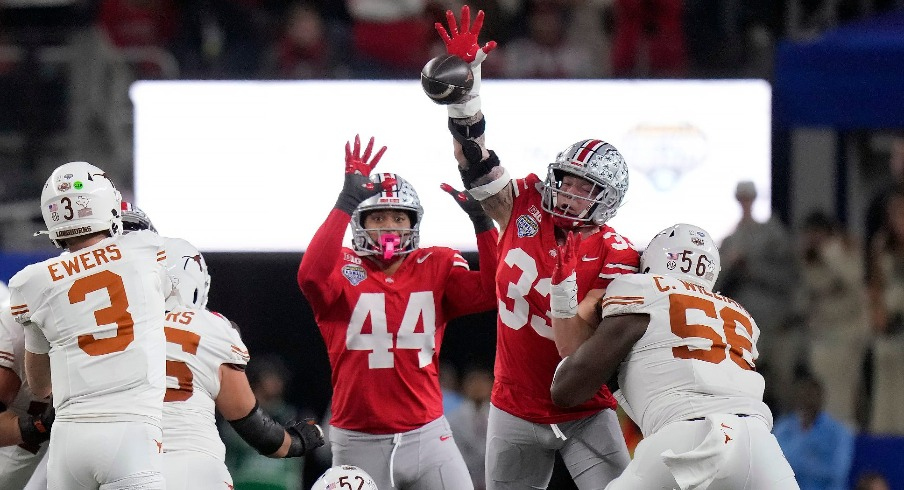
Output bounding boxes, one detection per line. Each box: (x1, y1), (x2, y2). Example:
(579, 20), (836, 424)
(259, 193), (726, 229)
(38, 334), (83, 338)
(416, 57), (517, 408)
(220, 354), (306, 490)
(446, 366), (493, 490)
(716, 180), (801, 414)
(345, 0), (432, 78)
(266, 2), (348, 79)
(855, 471), (892, 490)
(499, 1), (601, 79)
(774, 373), (855, 490)
(798, 210), (869, 426)
(611, 0), (686, 77)
(97, 0), (180, 78)
(866, 186), (904, 435)
(440, 360), (464, 415)
(864, 134), (904, 280)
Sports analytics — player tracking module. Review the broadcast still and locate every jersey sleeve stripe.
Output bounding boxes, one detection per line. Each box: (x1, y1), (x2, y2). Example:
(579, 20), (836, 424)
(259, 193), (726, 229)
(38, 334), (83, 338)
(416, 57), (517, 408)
(604, 263), (639, 271)
(602, 296), (643, 308)
(599, 273), (633, 279)
(0, 352), (14, 363)
(10, 306), (28, 315)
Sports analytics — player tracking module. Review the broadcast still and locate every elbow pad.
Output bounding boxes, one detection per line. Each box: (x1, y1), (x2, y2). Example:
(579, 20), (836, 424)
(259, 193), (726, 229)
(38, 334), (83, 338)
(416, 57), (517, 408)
(228, 401), (285, 456)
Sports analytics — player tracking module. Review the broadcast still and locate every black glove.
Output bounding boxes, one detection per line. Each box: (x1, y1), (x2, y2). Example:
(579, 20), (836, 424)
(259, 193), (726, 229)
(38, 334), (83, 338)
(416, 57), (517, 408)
(285, 418), (325, 457)
(441, 183), (495, 233)
(335, 135), (387, 214)
(19, 404), (54, 447)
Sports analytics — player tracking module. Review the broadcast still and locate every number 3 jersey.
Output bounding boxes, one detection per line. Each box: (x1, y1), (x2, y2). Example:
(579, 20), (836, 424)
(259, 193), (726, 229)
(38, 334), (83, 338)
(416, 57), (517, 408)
(494, 174), (639, 424)
(162, 307), (249, 460)
(601, 273), (773, 437)
(298, 210), (498, 434)
(8, 230), (169, 425)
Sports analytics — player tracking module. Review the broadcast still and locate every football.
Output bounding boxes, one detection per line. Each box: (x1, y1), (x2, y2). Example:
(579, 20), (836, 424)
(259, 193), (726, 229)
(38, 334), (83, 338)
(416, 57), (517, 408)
(420, 55), (474, 105)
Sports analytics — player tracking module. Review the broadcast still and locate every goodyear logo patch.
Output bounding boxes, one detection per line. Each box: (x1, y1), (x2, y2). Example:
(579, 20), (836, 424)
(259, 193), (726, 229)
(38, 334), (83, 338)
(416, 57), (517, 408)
(516, 215), (539, 238)
(342, 264), (367, 286)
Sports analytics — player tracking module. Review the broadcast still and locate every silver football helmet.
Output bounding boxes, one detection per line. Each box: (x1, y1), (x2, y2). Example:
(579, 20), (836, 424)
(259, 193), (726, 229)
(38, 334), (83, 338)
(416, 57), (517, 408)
(640, 223), (721, 290)
(350, 173), (423, 257)
(541, 139), (629, 228)
(312, 465), (379, 490)
(121, 201), (157, 234)
(39, 161), (123, 248)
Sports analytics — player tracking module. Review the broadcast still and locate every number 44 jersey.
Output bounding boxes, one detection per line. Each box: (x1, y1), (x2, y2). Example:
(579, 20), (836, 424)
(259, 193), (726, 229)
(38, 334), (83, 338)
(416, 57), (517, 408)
(8, 230), (168, 425)
(601, 273), (773, 437)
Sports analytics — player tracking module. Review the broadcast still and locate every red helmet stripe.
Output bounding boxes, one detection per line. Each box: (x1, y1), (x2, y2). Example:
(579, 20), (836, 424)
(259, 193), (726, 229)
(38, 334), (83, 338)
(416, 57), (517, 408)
(575, 139), (604, 163)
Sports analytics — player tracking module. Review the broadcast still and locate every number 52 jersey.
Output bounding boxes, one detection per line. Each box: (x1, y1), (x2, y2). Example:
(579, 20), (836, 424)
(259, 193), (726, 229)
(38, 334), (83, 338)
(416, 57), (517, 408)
(601, 273), (773, 437)
(8, 230), (169, 424)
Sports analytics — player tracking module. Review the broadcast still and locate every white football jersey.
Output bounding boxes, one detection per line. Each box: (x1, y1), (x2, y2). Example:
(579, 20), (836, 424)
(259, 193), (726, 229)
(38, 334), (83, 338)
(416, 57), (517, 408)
(8, 230), (168, 424)
(601, 274), (772, 437)
(0, 307), (50, 488)
(162, 307), (249, 461)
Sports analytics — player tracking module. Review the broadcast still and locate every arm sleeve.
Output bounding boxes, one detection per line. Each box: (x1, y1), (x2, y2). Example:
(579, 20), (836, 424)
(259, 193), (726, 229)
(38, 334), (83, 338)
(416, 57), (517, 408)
(8, 284), (50, 355)
(297, 208), (351, 309)
(23, 324), (50, 355)
(443, 228), (499, 319)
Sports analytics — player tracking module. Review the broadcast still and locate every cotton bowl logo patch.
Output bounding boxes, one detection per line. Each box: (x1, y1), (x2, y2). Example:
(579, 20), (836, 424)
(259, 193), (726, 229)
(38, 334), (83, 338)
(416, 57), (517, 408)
(342, 264), (367, 286)
(516, 215), (539, 238)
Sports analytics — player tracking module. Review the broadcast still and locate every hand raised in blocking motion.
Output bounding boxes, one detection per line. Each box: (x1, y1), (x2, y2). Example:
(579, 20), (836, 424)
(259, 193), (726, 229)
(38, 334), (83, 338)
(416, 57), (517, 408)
(441, 183), (494, 233)
(435, 5), (497, 118)
(336, 135), (388, 214)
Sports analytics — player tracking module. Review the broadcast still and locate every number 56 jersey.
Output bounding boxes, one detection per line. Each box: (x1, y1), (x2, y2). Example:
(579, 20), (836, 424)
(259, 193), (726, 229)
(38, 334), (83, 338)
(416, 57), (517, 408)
(601, 274), (772, 437)
(8, 230), (169, 424)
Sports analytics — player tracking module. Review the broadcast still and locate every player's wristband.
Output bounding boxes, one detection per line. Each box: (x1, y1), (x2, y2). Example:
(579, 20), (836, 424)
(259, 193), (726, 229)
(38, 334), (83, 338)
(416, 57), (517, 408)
(550, 272), (578, 319)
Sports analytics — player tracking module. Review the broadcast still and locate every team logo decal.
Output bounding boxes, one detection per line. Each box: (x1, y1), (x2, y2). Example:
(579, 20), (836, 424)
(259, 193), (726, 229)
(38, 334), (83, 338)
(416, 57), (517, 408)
(689, 230), (706, 246)
(516, 215), (539, 238)
(666, 252), (680, 270)
(342, 264), (367, 286)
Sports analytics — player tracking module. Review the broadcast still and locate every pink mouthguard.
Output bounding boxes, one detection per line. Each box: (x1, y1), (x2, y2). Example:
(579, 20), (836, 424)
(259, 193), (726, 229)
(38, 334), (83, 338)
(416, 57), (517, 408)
(380, 234), (401, 260)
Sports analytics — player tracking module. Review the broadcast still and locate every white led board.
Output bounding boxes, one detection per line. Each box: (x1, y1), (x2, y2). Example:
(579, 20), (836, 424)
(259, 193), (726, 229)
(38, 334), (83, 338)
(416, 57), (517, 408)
(132, 80), (771, 252)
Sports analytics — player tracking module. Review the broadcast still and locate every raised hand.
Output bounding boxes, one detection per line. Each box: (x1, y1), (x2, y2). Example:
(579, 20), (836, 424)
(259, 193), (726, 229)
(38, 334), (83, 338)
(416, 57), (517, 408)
(441, 183), (494, 233)
(336, 135), (387, 214)
(345, 134), (386, 177)
(435, 5), (497, 118)
(435, 5), (497, 64)
(551, 231), (582, 319)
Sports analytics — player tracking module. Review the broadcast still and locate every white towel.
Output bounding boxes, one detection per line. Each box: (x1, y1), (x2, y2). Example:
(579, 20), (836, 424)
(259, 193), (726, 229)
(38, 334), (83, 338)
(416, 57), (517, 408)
(660, 415), (737, 490)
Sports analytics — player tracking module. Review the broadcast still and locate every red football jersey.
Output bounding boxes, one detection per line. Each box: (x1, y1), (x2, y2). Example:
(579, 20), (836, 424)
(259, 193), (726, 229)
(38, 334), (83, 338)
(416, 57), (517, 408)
(299, 209), (497, 433)
(493, 174), (640, 424)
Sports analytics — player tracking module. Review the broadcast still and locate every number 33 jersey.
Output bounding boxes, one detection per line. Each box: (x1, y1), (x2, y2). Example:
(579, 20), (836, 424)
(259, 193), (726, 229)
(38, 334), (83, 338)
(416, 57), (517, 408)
(303, 246), (496, 434)
(601, 273), (773, 437)
(162, 307), (249, 460)
(8, 230), (169, 424)
(494, 174), (639, 424)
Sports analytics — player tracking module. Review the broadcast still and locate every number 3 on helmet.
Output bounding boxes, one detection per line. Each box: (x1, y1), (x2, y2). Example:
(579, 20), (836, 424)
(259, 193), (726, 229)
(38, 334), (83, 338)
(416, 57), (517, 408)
(640, 223), (721, 290)
(39, 161), (123, 248)
(312, 465), (379, 490)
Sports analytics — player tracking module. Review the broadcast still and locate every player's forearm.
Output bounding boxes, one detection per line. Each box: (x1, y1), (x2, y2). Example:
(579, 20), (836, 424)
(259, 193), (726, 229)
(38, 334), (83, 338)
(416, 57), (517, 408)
(297, 208), (349, 288)
(0, 411), (21, 446)
(24, 352), (51, 399)
(552, 316), (594, 358)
